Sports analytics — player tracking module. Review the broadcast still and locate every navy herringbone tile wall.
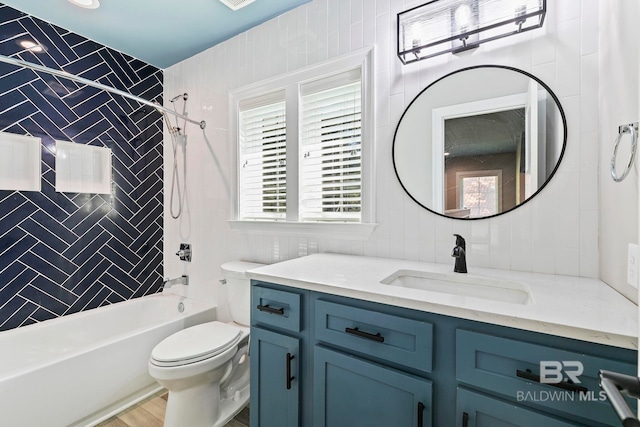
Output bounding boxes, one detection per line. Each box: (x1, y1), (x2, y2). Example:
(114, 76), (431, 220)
(0, 4), (164, 331)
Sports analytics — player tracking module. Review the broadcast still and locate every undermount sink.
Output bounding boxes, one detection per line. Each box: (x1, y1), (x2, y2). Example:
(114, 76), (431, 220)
(380, 270), (533, 305)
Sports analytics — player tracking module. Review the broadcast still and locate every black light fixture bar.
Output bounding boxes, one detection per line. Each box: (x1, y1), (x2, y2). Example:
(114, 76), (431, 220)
(398, 0), (546, 65)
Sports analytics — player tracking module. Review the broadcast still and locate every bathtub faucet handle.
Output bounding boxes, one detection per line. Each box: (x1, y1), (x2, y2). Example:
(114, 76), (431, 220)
(176, 243), (192, 262)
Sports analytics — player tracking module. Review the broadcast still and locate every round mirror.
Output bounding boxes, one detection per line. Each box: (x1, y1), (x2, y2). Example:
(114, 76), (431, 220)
(393, 65), (566, 220)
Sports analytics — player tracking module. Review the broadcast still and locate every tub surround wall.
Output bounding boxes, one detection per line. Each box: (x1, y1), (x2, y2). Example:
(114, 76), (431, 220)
(0, 4), (164, 331)
(165, 0), (602, 307)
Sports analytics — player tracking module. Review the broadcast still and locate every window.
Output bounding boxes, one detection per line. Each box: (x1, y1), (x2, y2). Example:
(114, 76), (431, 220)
(230, 47), (375, 238)
(457, 170), (502, 218)
(238, 92), (287, 220)
(300, 70), (362, 222)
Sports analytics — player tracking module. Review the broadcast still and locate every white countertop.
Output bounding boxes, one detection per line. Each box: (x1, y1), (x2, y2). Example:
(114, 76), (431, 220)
(247, 253), (638, 350)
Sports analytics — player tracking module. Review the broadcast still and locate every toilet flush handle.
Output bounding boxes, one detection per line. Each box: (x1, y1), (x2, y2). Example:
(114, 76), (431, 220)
(219, 279), (226, 285)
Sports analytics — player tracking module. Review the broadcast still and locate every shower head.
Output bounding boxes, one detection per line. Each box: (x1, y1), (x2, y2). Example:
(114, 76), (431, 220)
(170, 93), (188, 103)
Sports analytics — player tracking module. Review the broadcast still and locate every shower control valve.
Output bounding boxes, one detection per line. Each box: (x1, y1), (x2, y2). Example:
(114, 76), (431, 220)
(176, 243), (192, 262)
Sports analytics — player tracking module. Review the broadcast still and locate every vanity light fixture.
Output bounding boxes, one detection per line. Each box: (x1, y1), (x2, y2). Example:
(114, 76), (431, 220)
(67, 0), (100, 9)
(397, 0), (546, 65)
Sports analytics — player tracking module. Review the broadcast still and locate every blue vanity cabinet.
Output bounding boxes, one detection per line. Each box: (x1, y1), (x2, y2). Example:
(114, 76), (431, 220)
(250, 281), (637, 427)
(250, 282), (310, 427)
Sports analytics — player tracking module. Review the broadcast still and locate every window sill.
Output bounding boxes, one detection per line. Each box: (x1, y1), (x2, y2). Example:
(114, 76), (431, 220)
(227, 220), (377, 241)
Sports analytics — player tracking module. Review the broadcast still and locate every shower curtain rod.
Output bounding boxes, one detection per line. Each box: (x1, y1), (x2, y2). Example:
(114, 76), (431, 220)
(0, 53), (206, 129)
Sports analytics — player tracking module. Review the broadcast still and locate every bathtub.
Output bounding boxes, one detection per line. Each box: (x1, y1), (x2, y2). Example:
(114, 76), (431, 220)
(0, 293), (216, 427)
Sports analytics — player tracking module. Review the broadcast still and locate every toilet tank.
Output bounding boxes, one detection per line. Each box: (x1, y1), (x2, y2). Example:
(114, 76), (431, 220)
(221, 261), (264, 326)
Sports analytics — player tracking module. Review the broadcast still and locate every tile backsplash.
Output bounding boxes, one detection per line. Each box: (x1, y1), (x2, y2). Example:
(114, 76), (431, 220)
(0, 4), (164, 330)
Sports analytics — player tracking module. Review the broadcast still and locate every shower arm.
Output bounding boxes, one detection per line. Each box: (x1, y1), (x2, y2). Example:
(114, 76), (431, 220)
(0, 53), (206, 130)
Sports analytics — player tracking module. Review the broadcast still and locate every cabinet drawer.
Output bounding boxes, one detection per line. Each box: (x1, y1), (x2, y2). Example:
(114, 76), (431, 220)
(252, 285), (301, 333)
(456, 388), (579, 427)
(315, 299), (433, 373)
(456, 329), (636, 426)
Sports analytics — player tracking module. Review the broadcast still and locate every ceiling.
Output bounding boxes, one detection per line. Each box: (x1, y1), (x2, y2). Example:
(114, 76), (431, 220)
(445, 109), (526, 158)
(2, 0), (310, 69)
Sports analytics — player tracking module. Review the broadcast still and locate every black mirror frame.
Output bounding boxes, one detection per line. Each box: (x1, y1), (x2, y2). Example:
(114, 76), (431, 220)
(392, 64), (567, 220)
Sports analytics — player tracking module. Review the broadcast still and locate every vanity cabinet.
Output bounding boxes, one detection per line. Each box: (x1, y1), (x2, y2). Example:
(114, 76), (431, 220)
(250, 281), (637, 427)
(250, 283), (309, 427)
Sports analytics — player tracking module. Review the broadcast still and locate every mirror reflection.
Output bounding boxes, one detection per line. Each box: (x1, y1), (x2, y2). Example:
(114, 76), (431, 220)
(393, 65), (566, 219)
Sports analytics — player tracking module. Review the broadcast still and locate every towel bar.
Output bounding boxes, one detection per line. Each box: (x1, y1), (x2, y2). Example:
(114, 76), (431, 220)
(611, 122), (638, 182)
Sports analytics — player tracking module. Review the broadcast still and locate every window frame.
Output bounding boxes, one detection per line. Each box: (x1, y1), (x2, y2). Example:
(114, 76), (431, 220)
(228, 47), (376, 240)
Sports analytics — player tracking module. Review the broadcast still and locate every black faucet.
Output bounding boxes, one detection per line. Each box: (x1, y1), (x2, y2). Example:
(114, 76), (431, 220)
(451, 234), (467, 273)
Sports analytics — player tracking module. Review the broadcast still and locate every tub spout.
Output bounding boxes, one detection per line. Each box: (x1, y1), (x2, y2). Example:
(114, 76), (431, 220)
(163, 275), (189, 289)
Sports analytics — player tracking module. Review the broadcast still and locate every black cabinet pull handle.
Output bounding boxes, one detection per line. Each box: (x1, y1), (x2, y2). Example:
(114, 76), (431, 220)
(462, 412), (469, 427)
(345, 327), (385, 343)
(257, 304), (284, 315)
(286, 352), (295, 390)
(417, 402), (425, 427)
(516, 369), (588, 393)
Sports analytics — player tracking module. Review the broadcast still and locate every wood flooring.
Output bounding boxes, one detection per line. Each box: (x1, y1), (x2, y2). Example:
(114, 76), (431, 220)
(96, 390), (249, 427)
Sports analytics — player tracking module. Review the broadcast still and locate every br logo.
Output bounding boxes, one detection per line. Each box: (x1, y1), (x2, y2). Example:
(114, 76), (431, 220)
(540, 361), (584, 384)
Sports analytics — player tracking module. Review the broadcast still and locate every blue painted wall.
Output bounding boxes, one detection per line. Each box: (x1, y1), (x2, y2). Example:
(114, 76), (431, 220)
(0, 4), (164, 331)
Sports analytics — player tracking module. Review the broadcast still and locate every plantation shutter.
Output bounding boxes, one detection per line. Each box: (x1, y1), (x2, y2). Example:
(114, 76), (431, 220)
(299, 69), (362, 222)
(238, 91), (287, 220)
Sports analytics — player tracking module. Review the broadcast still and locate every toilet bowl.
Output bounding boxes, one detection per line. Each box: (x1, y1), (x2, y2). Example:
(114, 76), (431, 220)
(148, 261), (262, 427)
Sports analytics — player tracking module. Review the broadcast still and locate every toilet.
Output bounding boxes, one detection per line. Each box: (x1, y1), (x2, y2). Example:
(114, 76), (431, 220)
(148, 261), (263, 427)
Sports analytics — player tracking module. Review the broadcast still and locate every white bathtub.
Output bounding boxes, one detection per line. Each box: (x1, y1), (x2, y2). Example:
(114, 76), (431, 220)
(0, 293), (216, 427)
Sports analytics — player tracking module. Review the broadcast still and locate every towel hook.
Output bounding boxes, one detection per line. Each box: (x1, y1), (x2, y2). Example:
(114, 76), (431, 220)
(610, 122), (638, 182)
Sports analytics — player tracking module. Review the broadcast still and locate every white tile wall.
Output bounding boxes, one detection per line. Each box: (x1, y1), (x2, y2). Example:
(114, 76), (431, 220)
(598, 0), (639, 303)
(164, 0), (607, 312)
(0, 132), (41, 192)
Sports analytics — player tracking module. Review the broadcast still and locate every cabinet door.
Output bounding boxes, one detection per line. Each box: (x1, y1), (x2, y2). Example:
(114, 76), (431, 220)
(250, 327), (300, 427)
(313, 346), (432, 427)
(456, 388), (581, 427)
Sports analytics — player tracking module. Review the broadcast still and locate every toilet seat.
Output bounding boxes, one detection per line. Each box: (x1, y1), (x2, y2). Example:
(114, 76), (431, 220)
(150, 321), (242, 367)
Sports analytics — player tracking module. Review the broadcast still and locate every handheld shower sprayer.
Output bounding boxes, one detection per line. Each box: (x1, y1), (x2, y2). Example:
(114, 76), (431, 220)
(166, 92), (191, 219)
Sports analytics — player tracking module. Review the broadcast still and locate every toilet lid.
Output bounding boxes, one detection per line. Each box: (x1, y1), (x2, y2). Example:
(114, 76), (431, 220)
(151, 321), (242, 365)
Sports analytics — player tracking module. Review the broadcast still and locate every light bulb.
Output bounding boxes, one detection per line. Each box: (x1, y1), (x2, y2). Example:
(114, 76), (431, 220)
(67, 0), (100, 9)
(455, 4), (472, 31)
